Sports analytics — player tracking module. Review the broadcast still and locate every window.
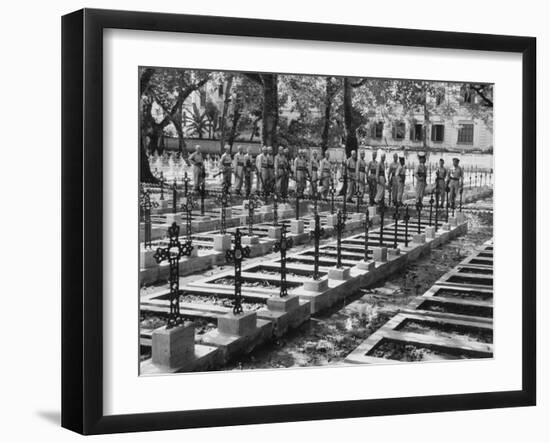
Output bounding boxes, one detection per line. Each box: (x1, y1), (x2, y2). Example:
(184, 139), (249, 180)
(199, 89), (206, 107)
(218, 84), (224, 97)
(463, 89), (474, 104)
(371, 121), (384, 139)
(410, 123), (423, 142)
(431, 124), (445, 142)
(457, 123), (474, 144)
(392, 121), (406, 140)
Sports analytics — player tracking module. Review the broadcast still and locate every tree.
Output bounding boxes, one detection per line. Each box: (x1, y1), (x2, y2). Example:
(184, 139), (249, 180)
(139, 67), (160, 183)
(188, 103), (209, 139)
(147, 68), (211, 155)
(244, 73), (279, 146)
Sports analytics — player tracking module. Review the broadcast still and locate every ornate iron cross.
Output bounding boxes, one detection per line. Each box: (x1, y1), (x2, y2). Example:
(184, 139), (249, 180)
(218, 182), (230, 234)
(171, 179), (178, 214)
(329, 177), (336, 215)
(225, 228), (251, 315)
(393, 205), (400, 249)
(140, 185), (158, 249)
(272, 194), (279, 226)
(159, 171), (165, 201)
(416, 201), (423, 234)
(295, 191), (301, 221)
(445, 189), (450, 222)
(459, 188), (464, 212)
(335, 209), (345, 268)
(379, 203), (386, 246)
(273, 224), (293, 298)
(363, 207), (371, 262)
(309, 213), (325, 280)
(182, 171), (191, 198)
(153, 223), (194, 328)
(434, 188), (440, 232)
(181, 193), (195, 241)
(355, 188), (363, 214)
(247, 195), (262, 236)
(428, 190), (434, 226)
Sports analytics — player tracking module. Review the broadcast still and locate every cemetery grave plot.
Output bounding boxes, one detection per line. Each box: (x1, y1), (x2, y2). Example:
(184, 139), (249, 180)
(345, 239), (494, 365)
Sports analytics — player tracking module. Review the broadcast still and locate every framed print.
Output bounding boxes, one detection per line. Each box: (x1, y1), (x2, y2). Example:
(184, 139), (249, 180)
(61, 8), (536, 435)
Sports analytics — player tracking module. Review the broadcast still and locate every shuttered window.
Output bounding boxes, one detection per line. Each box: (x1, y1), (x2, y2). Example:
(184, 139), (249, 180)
(392, 121), (406, 140)
(431, 124), (445, 142)
(457, 123), (474, 144)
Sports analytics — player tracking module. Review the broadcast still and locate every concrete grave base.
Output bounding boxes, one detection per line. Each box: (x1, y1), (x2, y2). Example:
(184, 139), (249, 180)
(222, 207), (232, 219)
(328, 266), (351, 280)
(351, 212), (365, 222)
(388, 247), (401, 258)
(213, 233), (232, 251)
(257, 299), (311, 337)
(368, 206), (377, 217)
(267, 294), (300, 312)
(140, 248), (157, 268)
(267, 225), (282, 239)
(412, 233), (426, 244)
(302, 278), (329, 292)
(290, 219), (304, 234)
(261, 205), (272, 214)
(325, 214), (337, 227)
(356, 259), (375, 271)
(165, 214), (183, 224)
(242, 235), (259, 245)
(440, 223), (451, 231)
(218, 311), (258, 336)
(372, 246), (388, 263)
(152, 323), (195, 369)
(456, 212), (467, 224)
(425, 226), (435, 239)
(448, 216), (458, 227)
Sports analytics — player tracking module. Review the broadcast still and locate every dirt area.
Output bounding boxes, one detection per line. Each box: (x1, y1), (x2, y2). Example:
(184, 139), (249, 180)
(396, 320), (493, 343)
(367, 340), (489, 362)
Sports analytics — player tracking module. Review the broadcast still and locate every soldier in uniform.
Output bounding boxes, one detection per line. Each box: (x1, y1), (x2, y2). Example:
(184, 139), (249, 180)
(266, 146), (275, 196)
(220, 145), (233, 190)
(356, 150), (367, 202)
(233, 145), (246, 195)
(446, 157), (464, 209)
(243, 147), (253, 198)
(293, 149), (308, 198)
(434, 158), (448, 209)
(281, 147), (291, 199)
(345, 150), (358, 203)
(367, 150), (379, 205)
(274, 146), (285, 196)
(189, 145), (204, 192)
(396, 152), (407, 206)
(255, 146), (268, 195)
(375, 150), (387, 206)
(319, 151), (332, 198)
(415, 152), (428, 204)
(387, 152), (400, 206)
(309, 150), (320, 198)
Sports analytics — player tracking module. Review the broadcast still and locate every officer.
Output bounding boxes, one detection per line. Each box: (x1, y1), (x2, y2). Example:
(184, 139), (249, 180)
(415, 152), (428, 204)
(434, 158), (448, 208)
(232, 145), (246, 195)
(294, 149), (308, 198)
(189, 145), (204, 192)
(309, 150), (320, 197)
(387, 152), (400, 206)
(446, 157), (464, 209)
(281, 147), (291, 199)
(243, 147), (253, 198)
(266, 146), (275, 195)
(375, 149), (387, 206)
(345, 150), (357, 203)
(256, 146), (268, 195)
(220, 144), (233, 190)
(274, 146), (285, 196)
(396, 152), (407, 206)
(356, 150), (367, 202)
(319, 151), (332, 198)
(367, 150), (378, 205)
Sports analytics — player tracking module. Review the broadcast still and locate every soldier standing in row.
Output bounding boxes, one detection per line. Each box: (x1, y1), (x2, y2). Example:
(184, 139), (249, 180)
(345, 150), (358, 203)
(309, 150), (320, 197)
(435, 158), (448, 208)
(415, 152), (428, 204)
(244, 147), (253, 197)
(294, 149), (308, 198)
(274, 146), (289, 199)
(375, 150), (387, 207)
(319, 151), (332, 198)
(256, 146), (268, 196)
(387, 152), (400, 206)
(396, 152), (407, 206)
(266, 146), (275, 195)
(189, 145), (204, 192)
(233, 145), (246, 196)
(446, 157), (464, 209)
(356, 150), (367, 202)
(367, 150), (378, 205)
(220, 145), (233, 190)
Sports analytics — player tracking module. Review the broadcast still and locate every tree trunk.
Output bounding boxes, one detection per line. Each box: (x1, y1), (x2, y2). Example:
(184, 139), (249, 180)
(261, 74), (278, 147)
(219, 75), (234, 153)
(140, 137), (158, 183)
(343, 77), (358, 157)
(321, 77), (335, 154)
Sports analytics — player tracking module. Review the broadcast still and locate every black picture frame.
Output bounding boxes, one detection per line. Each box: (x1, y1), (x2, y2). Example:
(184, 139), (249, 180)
(62, 8), (536, 435)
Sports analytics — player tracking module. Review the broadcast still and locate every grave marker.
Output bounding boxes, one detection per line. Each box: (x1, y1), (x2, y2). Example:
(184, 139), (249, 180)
(225, 229), (251, 314)
(273, 224), (293, 298)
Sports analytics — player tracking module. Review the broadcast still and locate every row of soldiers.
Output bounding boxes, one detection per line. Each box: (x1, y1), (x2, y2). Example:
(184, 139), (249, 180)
(343, 149), (465, 208)
(188, 143), (465, 209)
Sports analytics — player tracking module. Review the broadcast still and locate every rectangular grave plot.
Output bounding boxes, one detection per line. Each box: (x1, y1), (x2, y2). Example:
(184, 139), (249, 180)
(445, 274), (493, 287)
(245, 265), (327, 278)
(432, 287), (493, 302)
(456, 266), (493, 275)
(366, 338), (492, 362)
(417, 300), (493, 318)
(395, 319), (493, 344)
(464, 257), (494, 266)
(208, 275), (302, 290)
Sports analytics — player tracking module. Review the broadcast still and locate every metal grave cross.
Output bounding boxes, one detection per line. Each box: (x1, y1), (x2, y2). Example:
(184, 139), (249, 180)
(416, 201), (423, 234)
(309, 213), (325, 280)
(225, 228), (251, 315)
(273, 223), (293, 298)
(153, 223), (194, 328)
(218, 182), (230, 234)
(335, 209), (345, 268)
(428, 190), (435, 226)
(393, 205), (400, 249)
(139, 185), (159, 249)
(403, 205), (410, 247)
(363, 207), (371, 262)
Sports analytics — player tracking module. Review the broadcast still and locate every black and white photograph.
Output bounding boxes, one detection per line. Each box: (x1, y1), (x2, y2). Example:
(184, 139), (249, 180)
(138, 67), (494, 375)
